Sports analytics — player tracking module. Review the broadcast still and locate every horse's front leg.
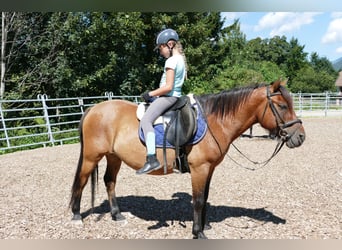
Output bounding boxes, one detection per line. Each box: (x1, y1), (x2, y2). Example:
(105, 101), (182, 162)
(104, 155), (125, 221)
(191, 168), (213, 239)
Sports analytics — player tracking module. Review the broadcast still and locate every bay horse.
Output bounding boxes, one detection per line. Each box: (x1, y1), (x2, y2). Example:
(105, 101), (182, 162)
(69, 79), (305, 239)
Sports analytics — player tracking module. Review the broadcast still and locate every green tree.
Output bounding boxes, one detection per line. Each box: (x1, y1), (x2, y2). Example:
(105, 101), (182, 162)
(310, 52), (337, 75)
(2, 12), (339, 100)
(265, 35), (290, 67)
(285, 38), (308, 82)
(1, 12), (51, 99)
(290, 65), (337, 93)
(244, 37), (268, 62)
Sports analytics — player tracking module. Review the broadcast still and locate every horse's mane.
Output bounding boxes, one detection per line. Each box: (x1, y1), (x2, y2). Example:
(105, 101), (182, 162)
(195, 83), (267, 119)
(195, 82), (294, 119)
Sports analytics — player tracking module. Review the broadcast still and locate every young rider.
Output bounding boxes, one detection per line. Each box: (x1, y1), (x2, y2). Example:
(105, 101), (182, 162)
(136, 28), (187, 175)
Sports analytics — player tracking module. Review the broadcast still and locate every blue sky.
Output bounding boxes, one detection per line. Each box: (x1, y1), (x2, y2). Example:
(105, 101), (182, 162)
(221, 12), (342, 62)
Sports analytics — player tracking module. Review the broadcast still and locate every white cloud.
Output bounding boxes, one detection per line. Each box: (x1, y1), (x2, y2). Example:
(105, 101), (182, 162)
(336, 47), (342, 54)
(254, 12), (321, 37)
(331, 12), (342, 19)
(321, 18), (342, 44)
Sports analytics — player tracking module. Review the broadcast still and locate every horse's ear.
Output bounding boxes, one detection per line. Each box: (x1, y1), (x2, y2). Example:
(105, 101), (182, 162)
(270, 78), (288, 92)
(280, 78), (288, 86)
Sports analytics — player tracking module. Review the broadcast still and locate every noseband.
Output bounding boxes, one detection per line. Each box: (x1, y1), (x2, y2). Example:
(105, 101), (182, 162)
(265, 86), (302, 142)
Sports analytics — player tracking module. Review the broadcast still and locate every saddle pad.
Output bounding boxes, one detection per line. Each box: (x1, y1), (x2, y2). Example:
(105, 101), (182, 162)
(138, 104), (207, 148)
(136, 102), (165, 125)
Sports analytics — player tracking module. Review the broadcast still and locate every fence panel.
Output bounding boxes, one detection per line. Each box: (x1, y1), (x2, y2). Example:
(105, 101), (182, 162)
(1, 92), (342, 153)
(0, 93), (140, 153)
(292, 92), (342, 117)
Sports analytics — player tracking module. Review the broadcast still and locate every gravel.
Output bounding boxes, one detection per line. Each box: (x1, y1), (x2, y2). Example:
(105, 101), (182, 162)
(0, 117), (341, 239)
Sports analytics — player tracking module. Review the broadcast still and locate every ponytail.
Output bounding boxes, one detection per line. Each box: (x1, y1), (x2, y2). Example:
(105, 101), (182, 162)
(174, 41), (188, 80)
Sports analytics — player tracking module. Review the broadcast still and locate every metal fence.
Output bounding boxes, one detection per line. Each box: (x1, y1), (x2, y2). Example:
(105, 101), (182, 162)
(0, 92), (140, 153)
(1, 92), (341, 153)
(292, 92), (342, 117)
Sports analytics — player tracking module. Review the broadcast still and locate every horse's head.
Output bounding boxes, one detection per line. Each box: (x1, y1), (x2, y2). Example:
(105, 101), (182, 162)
(257, 79), (305, 148)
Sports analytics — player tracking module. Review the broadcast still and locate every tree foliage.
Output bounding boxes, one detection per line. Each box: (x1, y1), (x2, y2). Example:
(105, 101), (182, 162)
(0, 12), (339, 100)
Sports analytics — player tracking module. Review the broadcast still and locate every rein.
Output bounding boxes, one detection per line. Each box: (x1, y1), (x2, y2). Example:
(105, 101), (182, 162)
(229, 138), (286, 171)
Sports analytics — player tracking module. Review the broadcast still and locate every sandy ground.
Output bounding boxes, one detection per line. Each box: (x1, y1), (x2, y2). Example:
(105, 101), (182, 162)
(0, 117), (341, 239)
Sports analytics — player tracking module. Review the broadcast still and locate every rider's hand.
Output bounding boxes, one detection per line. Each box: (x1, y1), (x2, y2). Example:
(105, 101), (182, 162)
(141, 91), (156, 103)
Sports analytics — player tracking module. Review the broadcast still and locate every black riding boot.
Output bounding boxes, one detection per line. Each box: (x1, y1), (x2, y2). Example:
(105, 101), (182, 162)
(136, 154), (161, 175)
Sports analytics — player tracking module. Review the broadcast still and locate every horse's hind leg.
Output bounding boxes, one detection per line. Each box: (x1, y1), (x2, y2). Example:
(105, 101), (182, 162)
(70, 157), (98, 223)
(104, 154), (125, 221)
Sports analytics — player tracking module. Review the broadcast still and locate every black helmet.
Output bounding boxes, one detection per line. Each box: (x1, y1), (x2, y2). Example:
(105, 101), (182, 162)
(155, 28), (179, 46)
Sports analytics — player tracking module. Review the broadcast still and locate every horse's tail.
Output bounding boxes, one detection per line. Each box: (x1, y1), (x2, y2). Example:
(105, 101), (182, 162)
(69, 108), (98, 210)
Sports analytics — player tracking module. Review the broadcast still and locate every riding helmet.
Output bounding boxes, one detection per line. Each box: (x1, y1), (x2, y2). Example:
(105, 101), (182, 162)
(156, 28), (179, 46)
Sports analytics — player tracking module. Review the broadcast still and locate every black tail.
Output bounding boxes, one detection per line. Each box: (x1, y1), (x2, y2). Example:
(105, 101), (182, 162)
(69, 108), (95, 209)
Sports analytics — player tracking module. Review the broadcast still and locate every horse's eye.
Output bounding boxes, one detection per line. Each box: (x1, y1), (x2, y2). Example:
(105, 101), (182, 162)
(278, 103), (288, 110)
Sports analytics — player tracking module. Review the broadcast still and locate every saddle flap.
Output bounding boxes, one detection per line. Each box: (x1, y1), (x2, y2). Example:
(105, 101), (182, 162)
(166, 97), (197, 146)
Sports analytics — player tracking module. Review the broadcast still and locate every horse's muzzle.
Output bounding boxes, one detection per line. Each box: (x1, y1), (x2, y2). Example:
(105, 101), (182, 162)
(283, 123), (305, 148)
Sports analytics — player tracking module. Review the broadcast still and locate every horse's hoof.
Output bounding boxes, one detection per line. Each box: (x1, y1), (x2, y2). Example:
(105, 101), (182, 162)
(204, 223), (212, 230)
(193, 232), (208, 239)
(71, 219), (83, 226)
(71, 220), (83, 226)
(71, 214), (83, 226)
(112, 213), (126, 221)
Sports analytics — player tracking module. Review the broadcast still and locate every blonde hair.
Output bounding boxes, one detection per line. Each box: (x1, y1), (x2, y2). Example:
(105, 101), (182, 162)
(173, 41), (188, 80)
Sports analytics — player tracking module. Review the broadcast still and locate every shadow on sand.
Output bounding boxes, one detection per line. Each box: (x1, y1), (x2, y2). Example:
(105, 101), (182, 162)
(81, 192), (286, 230)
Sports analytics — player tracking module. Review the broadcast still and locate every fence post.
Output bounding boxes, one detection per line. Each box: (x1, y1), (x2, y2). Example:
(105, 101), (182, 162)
(78, 98), (84, 114)
(105, 91), (113, 100)
(325, 91), (329, 117)
(0, 102), (10, 148)
(38, 94), (54, 146)
(298, 92), (302, 117)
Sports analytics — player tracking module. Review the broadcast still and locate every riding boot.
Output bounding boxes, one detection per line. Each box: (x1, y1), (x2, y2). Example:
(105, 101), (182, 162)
(136, 154), (161, 175)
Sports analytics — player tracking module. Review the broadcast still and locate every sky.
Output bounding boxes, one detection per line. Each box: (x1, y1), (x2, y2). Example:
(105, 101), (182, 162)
(221, 12), (342, 63)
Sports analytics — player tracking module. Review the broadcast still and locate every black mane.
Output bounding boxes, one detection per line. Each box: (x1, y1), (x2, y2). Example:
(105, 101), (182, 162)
(195, 83), (266, 119)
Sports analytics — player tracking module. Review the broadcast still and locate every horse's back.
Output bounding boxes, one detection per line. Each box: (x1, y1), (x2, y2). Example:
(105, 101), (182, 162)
(81, 99), (139, 154)
(85, 99), (137, 123)
(89, 99), (137, 113)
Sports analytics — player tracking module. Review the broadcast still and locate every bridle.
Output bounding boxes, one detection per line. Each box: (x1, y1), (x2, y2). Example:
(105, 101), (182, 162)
(264, 85), (302, 142)
(229, 85), (303, 170)
(198, 85), (303, 170)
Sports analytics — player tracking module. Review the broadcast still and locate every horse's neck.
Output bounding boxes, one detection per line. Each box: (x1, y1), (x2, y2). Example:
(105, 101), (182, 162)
(208, 103), (259, 149)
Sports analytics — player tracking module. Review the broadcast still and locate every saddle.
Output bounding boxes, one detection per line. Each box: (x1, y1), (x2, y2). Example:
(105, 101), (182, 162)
(137, 95), (198, 173)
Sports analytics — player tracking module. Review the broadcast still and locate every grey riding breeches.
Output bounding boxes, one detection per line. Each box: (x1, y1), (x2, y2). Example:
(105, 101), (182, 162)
(140, 96), (178, 136)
